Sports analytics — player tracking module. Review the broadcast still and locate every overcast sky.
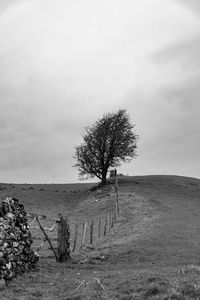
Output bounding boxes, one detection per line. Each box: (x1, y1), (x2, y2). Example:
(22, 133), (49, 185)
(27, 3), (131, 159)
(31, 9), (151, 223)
(0, 0), (200, 183)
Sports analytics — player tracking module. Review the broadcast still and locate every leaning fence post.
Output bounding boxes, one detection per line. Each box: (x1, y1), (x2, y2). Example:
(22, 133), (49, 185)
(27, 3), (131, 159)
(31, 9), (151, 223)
(89, 220), (94, 244)
(36, 216), (59, 261)
(57, 215), (70, 262)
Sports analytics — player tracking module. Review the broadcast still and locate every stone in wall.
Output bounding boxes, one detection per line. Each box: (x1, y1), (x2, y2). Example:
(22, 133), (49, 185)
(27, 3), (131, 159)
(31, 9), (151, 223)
(0, 197), (39, 288)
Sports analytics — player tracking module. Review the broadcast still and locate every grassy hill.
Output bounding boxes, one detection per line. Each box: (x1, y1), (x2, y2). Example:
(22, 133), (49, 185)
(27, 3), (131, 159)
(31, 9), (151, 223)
(1, 175), (200, 299)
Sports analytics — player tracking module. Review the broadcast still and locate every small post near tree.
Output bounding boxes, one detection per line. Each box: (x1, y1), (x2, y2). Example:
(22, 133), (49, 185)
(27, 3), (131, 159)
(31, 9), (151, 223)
(114, 169), (119, 216)
(74, 109), (138, 186)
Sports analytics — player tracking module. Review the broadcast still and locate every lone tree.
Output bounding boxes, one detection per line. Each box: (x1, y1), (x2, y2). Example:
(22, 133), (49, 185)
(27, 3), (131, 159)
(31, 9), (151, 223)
(74, 109), (138, 185)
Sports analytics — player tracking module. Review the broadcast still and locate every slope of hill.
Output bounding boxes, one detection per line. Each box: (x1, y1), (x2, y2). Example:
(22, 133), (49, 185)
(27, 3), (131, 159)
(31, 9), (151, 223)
(1, 175), (200, 299)
(100, 175), (200, 266)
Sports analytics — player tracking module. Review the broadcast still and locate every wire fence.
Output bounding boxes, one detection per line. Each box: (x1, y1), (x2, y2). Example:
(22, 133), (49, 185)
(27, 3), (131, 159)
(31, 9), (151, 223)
(28, 170), (120, 260)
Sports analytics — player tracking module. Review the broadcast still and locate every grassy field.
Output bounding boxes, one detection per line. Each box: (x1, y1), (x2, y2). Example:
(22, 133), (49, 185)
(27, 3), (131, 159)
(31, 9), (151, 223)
(1, 175), (200, 299)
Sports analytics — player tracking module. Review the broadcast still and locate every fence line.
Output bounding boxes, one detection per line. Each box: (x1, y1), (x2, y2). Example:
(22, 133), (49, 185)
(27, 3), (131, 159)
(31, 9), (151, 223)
(28, 169), (120, 261)
(29, 209), (119, 257)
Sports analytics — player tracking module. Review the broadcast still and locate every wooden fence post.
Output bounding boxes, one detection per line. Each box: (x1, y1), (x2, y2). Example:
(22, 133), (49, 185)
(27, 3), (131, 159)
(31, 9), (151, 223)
(107, 212), (111, 234)
(90, 220), (94, 244)
(109, 211), (113, 229)
(98, 217), (101, 240)
(113, 208), (117, 224)
(72, 223), (78, 252)
(81, 222), (87, 247)
(115, 169), (119, 216)
(111, 210), (114, 228)
(57, 215), (70, 262)
(103, 215), (108, 236)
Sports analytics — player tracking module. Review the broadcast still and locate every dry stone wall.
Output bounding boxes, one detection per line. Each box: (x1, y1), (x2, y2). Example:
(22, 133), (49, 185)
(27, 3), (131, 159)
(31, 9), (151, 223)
(0, 197), (39, 289)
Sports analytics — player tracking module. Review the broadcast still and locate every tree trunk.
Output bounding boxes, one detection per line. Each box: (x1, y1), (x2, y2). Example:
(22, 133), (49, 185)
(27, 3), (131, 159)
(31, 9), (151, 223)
(101, 169), (107, 185)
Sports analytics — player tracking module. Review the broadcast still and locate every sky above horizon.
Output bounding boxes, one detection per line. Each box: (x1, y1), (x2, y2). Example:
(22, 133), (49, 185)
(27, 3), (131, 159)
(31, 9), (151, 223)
(0, 0), (200, 183)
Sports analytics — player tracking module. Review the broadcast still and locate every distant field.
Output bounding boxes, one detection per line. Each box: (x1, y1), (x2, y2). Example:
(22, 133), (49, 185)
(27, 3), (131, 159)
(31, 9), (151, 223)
(1, 175), (200, 299)
(0, 182), (99, 218)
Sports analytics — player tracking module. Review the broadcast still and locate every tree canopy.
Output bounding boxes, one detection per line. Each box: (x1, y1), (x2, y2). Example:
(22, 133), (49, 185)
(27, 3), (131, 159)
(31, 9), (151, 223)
(74, 109), (138, 185)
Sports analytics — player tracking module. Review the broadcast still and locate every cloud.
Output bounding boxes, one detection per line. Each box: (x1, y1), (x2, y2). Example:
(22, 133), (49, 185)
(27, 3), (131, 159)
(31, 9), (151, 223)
(0, 0), (23, 13)
(0, 0), (200, 182)
(175, 0), (200, 15)
(120, 83), (200, 178)
(152, 35), (200, 74)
